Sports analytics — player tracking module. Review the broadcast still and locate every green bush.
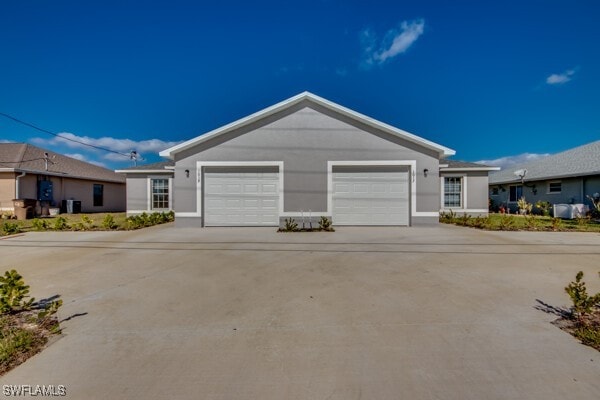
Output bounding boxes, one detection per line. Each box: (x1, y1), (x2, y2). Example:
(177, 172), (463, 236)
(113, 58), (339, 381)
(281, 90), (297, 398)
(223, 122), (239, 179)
(101, 214), (117, 230)
(551, 217), (563, 231)
(283, 218), (298, 232)
(565, 271), (600, 317)
(1, 222), (21, 235)
(318, 216), (332, 231)
(31, 218), (48, 231)
(52, 217), (69, 231)
(125, 211), (175, 230)
(535, 201), (552, 217)
(439, 210), (456, 223)
(75, 215), (94, 231)
(0, 270), (34, 314)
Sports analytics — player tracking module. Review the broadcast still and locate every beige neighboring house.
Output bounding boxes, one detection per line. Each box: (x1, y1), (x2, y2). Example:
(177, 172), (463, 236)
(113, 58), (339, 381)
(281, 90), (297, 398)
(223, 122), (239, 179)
(0, 143), (126, 214)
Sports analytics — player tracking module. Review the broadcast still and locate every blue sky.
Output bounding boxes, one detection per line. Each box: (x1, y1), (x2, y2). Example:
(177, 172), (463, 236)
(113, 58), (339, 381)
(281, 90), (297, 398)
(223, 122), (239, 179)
(1, 0), (599, 170)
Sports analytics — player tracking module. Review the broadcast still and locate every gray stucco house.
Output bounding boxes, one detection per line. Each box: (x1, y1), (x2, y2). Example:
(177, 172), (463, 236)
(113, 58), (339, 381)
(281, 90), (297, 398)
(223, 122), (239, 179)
(118, 92), (496, 226)
(488, 140), (600, 214)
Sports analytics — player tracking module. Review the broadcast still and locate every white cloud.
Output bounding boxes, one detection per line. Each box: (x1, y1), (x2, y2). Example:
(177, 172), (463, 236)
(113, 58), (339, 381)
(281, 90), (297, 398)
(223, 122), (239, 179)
(546, 69), (576, 85)
(477, 153), (550, 170)
(32, 133), (181, 160)
(65, 153), (86, 161)
(363, 19), (425, 66)
(0, 140), (14, 143)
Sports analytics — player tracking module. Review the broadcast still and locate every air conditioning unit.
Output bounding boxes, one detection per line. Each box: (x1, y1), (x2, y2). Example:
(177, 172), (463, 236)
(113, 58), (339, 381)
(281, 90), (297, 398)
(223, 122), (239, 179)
(553, 204), (589, 219)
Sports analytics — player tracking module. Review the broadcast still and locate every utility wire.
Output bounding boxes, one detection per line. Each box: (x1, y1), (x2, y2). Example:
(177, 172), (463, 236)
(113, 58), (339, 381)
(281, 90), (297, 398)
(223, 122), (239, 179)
(0, 111), (136, 159)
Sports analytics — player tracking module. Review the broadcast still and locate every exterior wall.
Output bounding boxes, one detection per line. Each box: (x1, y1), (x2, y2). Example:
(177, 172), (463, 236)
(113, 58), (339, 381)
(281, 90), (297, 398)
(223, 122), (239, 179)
(124, 173), (174, 214)
(489, 175), (600, 213)
(0, 172), (16, 211)
(173, 102), (441, 225)
(440, 171), (490, 216)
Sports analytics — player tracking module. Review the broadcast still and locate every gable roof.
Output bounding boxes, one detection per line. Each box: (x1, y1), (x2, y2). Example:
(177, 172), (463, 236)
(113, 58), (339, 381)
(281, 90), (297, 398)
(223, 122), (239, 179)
(440, 159), (500, 171)
(159, 92), (456, 159)
(489, 140), (600, 184)
(115, 160), (174, 174)
(0, 143), (125, 183)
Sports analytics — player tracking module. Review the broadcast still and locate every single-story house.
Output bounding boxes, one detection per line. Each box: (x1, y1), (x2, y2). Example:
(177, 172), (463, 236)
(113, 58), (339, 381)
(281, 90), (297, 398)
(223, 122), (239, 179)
(119, 92), (497, 226)
(488, 140), (600, 213)
(0, 143), (126, 215)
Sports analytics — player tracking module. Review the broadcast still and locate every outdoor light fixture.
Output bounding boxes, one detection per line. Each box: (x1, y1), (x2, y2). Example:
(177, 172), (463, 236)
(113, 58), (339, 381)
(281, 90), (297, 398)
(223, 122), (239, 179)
(423, 168), (429, 177)
(185, 169), (190, 178)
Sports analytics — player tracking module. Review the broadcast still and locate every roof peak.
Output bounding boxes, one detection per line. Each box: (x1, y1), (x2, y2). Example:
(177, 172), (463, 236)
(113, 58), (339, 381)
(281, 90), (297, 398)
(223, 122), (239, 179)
(160, 92), (455, 159)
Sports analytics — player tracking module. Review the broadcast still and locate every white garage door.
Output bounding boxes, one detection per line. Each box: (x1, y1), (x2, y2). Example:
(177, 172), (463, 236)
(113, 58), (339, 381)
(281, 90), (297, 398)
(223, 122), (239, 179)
(204, 169), (279, 226)
(332, 169), (409, 226)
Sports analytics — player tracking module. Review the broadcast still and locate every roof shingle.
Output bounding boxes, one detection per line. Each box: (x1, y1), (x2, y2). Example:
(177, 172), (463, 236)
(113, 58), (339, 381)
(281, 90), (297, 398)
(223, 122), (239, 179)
(0, 143), (125, 183)
(489, 140), (600, 184)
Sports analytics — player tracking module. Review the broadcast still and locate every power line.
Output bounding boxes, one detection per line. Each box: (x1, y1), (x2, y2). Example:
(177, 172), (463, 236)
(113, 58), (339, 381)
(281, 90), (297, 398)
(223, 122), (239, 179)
(0, 111), (137, 159)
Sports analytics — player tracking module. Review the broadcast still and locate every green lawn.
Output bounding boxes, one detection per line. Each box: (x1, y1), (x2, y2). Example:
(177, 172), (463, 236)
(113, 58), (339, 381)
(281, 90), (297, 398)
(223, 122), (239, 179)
(440, 212), (600, 232)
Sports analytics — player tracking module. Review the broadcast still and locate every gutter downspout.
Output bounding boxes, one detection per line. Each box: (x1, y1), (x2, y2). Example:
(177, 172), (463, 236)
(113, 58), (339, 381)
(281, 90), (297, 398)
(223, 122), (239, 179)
(15, 171), (26, 199)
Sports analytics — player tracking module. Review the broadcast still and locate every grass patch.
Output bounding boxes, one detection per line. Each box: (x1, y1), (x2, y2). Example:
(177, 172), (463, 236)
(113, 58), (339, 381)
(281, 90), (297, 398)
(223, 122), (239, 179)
(440, 212), (600, 232)
(0, 313), (52, 375)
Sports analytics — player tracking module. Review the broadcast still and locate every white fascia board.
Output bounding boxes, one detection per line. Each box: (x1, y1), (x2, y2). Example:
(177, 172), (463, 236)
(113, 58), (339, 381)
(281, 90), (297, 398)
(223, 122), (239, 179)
(440, 167), (501, 172)
(115, 169), (174, 174)
(159, 92), (455, 158)
(3, 168), (124, 183)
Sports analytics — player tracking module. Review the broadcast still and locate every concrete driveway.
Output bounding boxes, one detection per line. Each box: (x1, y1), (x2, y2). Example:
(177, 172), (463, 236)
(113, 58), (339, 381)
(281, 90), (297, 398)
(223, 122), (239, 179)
(0, 224), (599, 399)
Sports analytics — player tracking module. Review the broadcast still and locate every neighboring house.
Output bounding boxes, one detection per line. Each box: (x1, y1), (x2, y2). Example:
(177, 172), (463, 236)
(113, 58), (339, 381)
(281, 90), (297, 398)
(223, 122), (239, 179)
(489, 140), (600, 213)
(0, 143), (126, 214)
(121, 92), (496, 226)
(115, 161), (174, 214)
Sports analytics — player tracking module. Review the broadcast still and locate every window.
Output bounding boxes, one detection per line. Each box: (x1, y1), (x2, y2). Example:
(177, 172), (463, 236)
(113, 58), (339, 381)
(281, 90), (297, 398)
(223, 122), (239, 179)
(509, 185), (522, 202)
(151, 179), (169, 210)
(548, 181), (562, 194)
(491, 187), (499, 196)
(93, 184), (104, 207)
(444, 177), (462, 208)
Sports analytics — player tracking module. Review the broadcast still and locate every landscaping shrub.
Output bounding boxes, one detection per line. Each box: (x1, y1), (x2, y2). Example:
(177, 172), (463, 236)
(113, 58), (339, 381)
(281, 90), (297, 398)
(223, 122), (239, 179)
(535, 201), (552, 217)
(0, 222), (21, 236)
(318, 216), (333, 231)
(31, 218), (48, 231)
(0, 270), (62, 375)
(0, 270), (34, 314)
(125, 211), (175, 230)
(565, 271), (600, 318)
(283, 218), (299, 232)
(551, 217), (563, 231)
(52, 217), (69, 231)
(517, 197), (532, 215)
(101, 214), (117, 230)
(73, 215), (95, 231)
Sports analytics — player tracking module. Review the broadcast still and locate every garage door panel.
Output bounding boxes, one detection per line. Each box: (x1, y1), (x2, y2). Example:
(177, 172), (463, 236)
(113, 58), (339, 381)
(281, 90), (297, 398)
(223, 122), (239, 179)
(205, 170), (279, 226)
(332, 170), (408, 226)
